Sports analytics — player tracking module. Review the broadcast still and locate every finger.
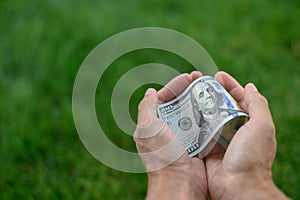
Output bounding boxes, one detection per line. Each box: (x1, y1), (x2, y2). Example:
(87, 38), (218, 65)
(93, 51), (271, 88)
(158, 73), (192, 104)
(137, 88), (158, 127)
(158, 71), (202, 104)
(215, 71), (246, 110)
(244, 83), (275, 134)
(190, 70), (202, 80)
(135, 88), (165, 139)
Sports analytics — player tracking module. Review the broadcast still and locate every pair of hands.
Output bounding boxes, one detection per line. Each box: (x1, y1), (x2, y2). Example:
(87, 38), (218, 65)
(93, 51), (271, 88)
(134, 71), (288, 199)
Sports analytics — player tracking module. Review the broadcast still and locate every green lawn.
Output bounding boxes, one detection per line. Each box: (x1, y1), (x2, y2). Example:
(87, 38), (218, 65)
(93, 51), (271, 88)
(1, 0), (299, 199)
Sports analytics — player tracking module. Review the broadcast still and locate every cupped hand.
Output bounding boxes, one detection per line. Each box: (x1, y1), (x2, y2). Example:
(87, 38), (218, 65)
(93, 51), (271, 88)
(134, 71), (207, 200)
(205, 71), (288, 200)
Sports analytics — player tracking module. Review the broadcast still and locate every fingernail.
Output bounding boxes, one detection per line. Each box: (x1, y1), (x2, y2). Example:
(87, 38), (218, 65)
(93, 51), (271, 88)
(145, 88), (155, 95)
(248, 83), (258, 92)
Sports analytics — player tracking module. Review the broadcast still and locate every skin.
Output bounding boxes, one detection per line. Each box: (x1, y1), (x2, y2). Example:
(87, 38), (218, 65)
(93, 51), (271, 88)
(134, 71), (290, 200)
(134, 71), (207, 200)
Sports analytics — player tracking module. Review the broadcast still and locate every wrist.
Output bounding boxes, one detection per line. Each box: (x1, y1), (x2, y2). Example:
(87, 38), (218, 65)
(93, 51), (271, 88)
(146, 169), (206, 200)
(224, 172), (289, 200)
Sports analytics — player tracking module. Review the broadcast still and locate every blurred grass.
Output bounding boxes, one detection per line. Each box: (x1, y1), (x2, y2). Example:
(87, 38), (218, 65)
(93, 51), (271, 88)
(1, 0), (299, 199)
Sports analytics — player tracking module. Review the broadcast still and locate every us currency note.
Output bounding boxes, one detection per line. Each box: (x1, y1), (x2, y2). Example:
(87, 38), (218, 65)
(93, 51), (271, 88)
(157, 76), (249, 157)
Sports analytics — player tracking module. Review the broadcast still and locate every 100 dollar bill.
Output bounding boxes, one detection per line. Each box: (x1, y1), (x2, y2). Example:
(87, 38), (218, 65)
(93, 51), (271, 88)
(157, 76), (248, 157)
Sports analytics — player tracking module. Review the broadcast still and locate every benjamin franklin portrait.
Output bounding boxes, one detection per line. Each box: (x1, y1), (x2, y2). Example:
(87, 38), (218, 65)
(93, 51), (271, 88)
(190, 81), (234, 146)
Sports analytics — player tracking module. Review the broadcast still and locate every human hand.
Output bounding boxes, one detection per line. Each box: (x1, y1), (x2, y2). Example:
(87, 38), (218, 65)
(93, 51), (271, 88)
(205, 71), (289, 199)
(134, 71), (207, 200)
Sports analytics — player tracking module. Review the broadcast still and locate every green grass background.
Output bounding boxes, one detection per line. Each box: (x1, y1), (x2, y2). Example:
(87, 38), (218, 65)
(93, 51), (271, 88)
(1, 0), (299, 199)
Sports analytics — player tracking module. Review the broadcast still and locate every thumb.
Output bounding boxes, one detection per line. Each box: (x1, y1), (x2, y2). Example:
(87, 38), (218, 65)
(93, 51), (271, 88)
(137, 88), (158, 127)
(244, 83), (275, 132)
